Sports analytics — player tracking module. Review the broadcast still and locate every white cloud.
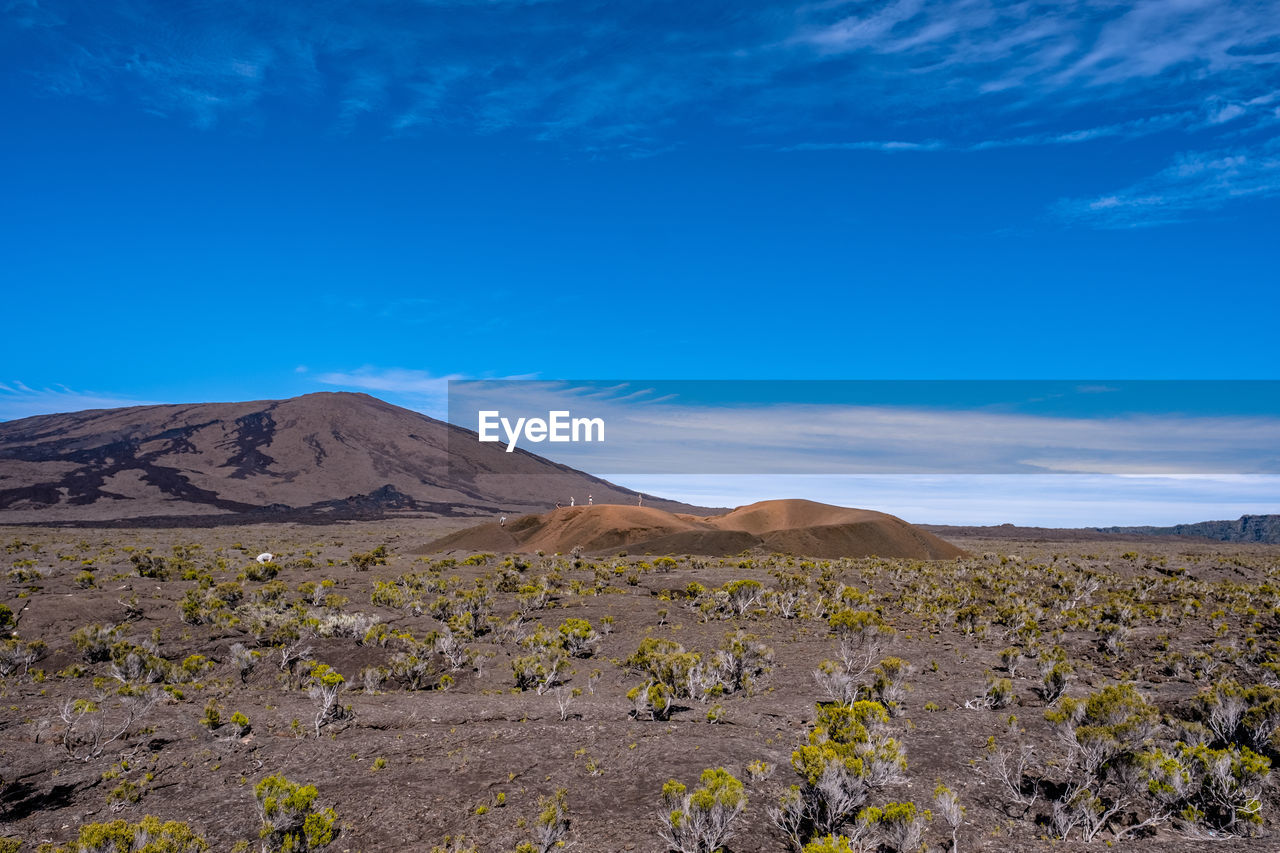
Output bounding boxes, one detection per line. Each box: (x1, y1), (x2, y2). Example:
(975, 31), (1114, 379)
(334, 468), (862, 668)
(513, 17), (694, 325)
(315, 367), (460, 417)
(11, 0), (1280, 222)
(447, 382), (1280, 475)
(1209, 103), (1247, 124)
(316, 367), (542, 418)
(1055, 136), (1280, 226)
(791, 0), (1280, 95)
(784, 139), (947, 152)
(609, 473), (1280, 527)
(784, 111), (1198, 153)
(12, 1), (1278, 147)
(0, 382), (156, 421)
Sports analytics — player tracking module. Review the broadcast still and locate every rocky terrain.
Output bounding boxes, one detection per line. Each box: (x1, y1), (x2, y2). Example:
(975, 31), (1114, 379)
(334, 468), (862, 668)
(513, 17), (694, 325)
(2, 520), (1279, 852)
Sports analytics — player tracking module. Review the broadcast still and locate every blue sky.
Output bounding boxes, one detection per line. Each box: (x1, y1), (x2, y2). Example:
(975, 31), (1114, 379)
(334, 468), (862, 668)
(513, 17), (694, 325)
(442, 379), (1280, 524)
(446, 380), (1280, 476)
(2, 1), (1278, 524)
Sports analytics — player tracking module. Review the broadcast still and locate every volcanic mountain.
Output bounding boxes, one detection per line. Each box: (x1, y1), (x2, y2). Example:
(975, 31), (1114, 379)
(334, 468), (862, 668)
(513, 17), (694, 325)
(0, 392), (696, 524)
(422, 499), (968, 559)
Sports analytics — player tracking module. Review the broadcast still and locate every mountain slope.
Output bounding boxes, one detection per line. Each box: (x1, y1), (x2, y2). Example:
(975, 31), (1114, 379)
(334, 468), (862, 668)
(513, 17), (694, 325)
(422, 499), (968, 559)
(0, 392), (697, 523)
(1097, 515), (1280, 544)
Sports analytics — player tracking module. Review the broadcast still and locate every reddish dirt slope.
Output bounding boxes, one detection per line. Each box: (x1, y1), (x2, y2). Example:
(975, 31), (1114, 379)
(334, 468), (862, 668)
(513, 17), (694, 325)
(711, 499), (892, 533)
(422, 499), (967, 559)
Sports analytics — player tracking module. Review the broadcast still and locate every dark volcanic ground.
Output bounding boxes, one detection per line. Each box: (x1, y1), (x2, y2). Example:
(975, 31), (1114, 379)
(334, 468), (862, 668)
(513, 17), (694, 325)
(2, 521), (1279, 851)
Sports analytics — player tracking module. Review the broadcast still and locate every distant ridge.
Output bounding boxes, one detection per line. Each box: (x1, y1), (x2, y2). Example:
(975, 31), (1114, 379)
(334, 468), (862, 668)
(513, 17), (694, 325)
(915, 515), (1280, 545)
(422, 499), (968, 559)
(1096, 514), (1280, 544)
(0, 392), (701, 524)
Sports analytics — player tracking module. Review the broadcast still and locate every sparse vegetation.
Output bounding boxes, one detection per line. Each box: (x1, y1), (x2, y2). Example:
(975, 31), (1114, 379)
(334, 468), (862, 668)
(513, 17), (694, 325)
(36, 816), (208, 852)
(4, 523), (1280, 850)
(254, 774), (338, 852)
(660, 768), (746, 853)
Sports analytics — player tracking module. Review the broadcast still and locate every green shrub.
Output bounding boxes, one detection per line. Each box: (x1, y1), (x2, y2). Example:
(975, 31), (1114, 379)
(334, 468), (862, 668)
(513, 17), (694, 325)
(38, 815), (207, 852)
(130, 552), (169, 580)
(557, 618), (598, 658)
(349, 550), (385, 571)
(243, 562), (280, 582)
(107, 779), (145, 805)
(200, 699), (221, 731)
(783, 701), (906, 838)
(872, 657), (911, 714)
(626, 637), (700, 692)
(969, 676), (1014, 710)
(71, 624), (123, 662)
(304, 662), (348, 736)
(1038, 660), (1073, 703)
(254, 774), (338, 852)
(527, 789), (570, 852)
(715, 630), (774, 694)
(1179, 742), (1270, 833)
(722, 579), (764, 615)
(801, 835), (857, 853)
(855, 801), (929, 852)
(512, 626), (568, 694)
(659, 769), (745, 853)
(0, 638), (46, 677)
(1045, 683), (1159, 776)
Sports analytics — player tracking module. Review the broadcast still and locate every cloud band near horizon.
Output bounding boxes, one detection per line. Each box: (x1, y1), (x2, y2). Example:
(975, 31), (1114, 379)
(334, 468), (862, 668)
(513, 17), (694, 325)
(445, 379), (1280, 476)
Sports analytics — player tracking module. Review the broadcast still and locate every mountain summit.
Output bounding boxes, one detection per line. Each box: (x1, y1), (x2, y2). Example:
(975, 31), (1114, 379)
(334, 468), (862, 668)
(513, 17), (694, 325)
(0, 392), (693, 524)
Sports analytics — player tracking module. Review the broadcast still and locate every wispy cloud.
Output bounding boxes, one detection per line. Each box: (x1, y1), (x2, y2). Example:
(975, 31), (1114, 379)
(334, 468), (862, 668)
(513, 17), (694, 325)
(782, 111), (1199, 152)
(612, 473), (1280, 526)
(778, 0), (1280, 222)
(315, 367), (460, 417)
(0, 381), (155, 421)
(7, 1), (1280, 218)
(448, 381), (1280, 475)
(315, 367), (542, 418)
(784, 139), (947, 152)
(1055, 136), (1280, 227)
(9, 2), (1274, 141)
(788, 0), (1280, 100)
(3, 0), (63, 29)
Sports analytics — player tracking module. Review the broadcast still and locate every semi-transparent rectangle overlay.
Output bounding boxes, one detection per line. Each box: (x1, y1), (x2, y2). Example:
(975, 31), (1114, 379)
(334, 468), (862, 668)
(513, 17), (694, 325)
(446, 380), (1280, 475)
